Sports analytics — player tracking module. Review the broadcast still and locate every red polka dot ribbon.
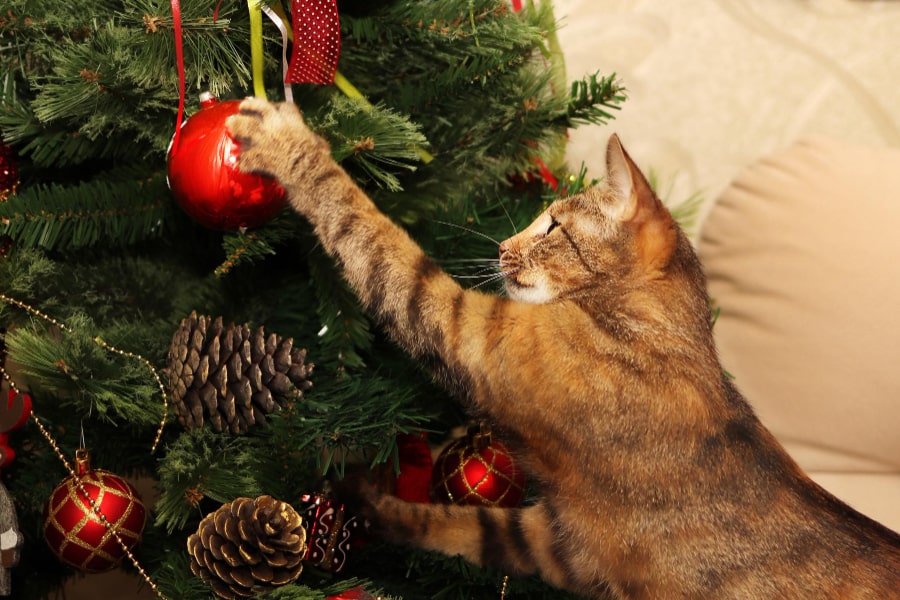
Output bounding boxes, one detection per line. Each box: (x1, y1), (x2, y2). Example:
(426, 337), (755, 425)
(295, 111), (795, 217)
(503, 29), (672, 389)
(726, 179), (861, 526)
(286, 0), (341, 85)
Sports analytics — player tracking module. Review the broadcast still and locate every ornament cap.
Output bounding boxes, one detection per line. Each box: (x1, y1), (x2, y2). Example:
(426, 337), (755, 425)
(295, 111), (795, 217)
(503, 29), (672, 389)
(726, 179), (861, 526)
(198, 91), (217, 108)
(75, 448), (91, 476)
(468, 421), (492, 450)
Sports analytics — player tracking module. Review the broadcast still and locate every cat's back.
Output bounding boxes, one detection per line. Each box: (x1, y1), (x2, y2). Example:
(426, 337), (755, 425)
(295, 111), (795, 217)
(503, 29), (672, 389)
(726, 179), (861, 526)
(470, 296), (900, 598)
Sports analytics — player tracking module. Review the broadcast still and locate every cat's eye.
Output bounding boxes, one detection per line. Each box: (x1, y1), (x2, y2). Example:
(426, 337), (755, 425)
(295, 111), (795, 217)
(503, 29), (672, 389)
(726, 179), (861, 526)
(546, 218), (560, 235)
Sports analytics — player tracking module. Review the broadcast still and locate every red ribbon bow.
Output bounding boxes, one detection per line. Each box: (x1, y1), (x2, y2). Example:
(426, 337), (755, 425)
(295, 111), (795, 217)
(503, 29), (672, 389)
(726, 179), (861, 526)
(287, 0), (341, 85)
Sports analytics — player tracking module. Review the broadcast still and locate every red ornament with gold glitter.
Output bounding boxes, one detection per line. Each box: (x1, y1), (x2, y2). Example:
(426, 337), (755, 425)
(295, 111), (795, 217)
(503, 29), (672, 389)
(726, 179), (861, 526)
(0, 141), (19, 257)
(42, 449), (146, 573)
(430, 424), (526, 507)
(0, 141), (18, 202)
(166, 93), (286, 231)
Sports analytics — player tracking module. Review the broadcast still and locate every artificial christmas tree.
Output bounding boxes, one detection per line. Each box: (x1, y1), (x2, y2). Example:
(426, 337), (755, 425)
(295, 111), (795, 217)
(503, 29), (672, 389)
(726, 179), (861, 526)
(0, 1), (624, 598)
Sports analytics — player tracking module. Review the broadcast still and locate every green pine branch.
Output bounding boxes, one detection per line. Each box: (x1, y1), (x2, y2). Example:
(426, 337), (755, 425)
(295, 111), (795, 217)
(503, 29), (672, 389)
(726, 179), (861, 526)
(306, 248), (375, 370)
(565, 71), (627, 127)
(121, 0), (254, 98)
(287, 372), (437, 478)
(314, 96), (428, 192)
(2, 0), (258, 165)
(155, 428), (266, 533)
(3, 314), (165, 426)
(215, 211), (304, 277)
(0, 172), (173, 250)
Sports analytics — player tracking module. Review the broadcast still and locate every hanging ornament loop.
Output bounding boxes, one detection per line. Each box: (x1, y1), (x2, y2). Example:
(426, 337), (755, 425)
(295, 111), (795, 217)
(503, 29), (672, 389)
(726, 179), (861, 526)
(248, 0), (268, 99)
(168, 0), (187, 154)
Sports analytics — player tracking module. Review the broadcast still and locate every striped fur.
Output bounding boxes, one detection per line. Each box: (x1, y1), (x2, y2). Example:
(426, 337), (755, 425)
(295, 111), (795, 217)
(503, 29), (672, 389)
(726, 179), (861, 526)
(228, 98), (900, 599)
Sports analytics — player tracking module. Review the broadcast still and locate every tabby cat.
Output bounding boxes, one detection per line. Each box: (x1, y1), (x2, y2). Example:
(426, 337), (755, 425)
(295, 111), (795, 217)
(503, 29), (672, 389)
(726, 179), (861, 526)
(228, 98), (900, 599)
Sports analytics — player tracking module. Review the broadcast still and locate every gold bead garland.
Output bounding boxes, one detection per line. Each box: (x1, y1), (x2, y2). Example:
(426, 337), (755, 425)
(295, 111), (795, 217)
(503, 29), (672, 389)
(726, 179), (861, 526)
(0, 293), (170, 598)
(0, 293), (168, 451)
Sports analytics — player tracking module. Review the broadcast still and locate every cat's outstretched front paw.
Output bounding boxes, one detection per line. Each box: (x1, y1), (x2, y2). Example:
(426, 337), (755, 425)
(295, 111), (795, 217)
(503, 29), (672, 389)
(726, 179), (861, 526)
(330, 469), (384, 523)
(226, 97), (329, 186)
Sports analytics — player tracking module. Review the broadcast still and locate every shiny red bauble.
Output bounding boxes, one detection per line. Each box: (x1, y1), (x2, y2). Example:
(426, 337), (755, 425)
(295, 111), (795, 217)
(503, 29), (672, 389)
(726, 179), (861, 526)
(430, 426), (526, 507)
(42, 450), (146, 572)
(0, 141), (19, 201)
(166, 93), (286, 231)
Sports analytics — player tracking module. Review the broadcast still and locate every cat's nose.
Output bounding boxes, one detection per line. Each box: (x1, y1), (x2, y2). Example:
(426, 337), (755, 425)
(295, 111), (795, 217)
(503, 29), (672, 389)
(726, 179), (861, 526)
(498, 241), (508, 258)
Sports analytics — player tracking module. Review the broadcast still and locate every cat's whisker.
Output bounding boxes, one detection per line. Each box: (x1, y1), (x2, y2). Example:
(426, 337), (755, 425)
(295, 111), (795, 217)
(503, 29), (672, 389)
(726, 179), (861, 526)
(432, 219), (503, 246)
(451, 266), (506, 282)
(469, 273), (509, 290)
(445, 259), (502, 280)
(465, 267), (521, 291)
(498, 200), (519, 234)
(452, 273), (500, 280)
(449, 257), (501, 265)
(471, 264), (503, 276)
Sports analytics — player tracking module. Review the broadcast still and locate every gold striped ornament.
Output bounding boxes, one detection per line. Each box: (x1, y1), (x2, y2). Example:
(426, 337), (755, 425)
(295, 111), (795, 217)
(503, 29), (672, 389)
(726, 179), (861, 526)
(42, 449), (146, 573)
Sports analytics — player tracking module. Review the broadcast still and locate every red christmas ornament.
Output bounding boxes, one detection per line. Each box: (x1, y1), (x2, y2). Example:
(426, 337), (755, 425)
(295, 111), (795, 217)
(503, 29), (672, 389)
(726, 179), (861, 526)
(431, 424), (526, 508)
(42, 449), (146, 573)
(298, 492), (360, 572)
(1, 141), (20, 256)
(326, 585), (379, 600)
(0, 141), (18, 202)
(0, 390), (31, 470)
(166, 93), (286, 231)
(393, 432), (433, 504)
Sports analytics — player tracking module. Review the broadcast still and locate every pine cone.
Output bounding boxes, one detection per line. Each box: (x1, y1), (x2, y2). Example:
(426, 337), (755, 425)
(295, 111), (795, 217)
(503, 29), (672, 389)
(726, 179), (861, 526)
(187, 495), (306, 599)
(165, 312), (313, 433)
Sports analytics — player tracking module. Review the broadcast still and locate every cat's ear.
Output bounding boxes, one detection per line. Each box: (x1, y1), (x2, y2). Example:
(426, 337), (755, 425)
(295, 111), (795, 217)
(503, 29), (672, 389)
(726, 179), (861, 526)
(605, 134), (654, 222)
(605, 134), (677, 267)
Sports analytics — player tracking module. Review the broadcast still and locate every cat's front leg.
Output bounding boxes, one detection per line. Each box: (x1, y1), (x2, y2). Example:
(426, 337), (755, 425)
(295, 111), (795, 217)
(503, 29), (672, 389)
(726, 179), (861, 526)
(228, 98), (475, 376)
(345, 482), (597, 595)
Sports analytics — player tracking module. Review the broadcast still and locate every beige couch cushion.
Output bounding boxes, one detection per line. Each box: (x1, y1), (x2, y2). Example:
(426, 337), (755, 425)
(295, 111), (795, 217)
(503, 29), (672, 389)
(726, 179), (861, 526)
(697, 138), (900, 533)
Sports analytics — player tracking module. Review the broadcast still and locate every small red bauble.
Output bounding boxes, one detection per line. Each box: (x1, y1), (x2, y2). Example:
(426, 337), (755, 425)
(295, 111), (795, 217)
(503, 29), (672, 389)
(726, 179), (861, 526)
(42, 449), (146, 573)
(431, 425), (526, 508)
(166, 93), (286, 231)
(0, 141), (19, 202)
(326, 586), (379, 600)
(0, 390), (32, 470)
(393, 432), (433, 504)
